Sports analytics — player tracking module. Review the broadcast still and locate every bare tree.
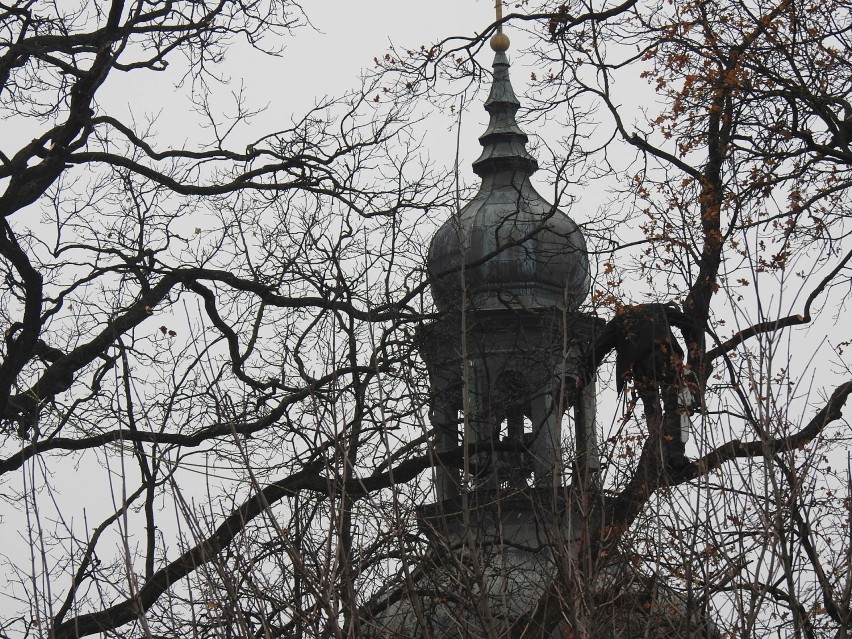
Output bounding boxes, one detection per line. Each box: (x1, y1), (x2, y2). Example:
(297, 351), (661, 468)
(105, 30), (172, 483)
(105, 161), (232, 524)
(0, 2), (449, 638)
(369, 0), (852, 637)
(2, 1), (852, 638)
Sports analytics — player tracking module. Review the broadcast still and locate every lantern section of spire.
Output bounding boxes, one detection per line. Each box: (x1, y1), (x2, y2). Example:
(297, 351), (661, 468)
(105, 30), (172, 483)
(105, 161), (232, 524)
(471, 48), (538, 177)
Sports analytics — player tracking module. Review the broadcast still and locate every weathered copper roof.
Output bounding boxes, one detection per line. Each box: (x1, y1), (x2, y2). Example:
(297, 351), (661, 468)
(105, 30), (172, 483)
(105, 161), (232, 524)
(428, 48), (590, 313)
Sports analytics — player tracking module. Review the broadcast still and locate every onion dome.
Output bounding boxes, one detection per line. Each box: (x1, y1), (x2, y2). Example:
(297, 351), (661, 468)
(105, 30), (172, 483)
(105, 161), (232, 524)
(428, 34), (590, 313)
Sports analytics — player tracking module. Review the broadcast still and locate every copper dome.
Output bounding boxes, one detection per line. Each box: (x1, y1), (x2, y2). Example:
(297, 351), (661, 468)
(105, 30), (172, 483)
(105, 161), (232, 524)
(428, 51), (590, 313)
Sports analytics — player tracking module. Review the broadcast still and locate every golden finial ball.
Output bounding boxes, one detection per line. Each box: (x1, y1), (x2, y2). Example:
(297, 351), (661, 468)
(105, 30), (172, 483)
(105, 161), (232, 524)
(490, 31), (510, 52)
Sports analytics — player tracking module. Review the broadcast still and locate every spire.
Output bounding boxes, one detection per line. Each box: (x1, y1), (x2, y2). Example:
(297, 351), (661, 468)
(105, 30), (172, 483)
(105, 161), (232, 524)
(427, 1), (590, 316)
(471, 3), (538, 178)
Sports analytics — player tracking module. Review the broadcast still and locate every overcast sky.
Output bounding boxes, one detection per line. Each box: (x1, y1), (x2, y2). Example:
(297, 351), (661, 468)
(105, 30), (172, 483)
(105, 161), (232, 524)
(91, 1), (537, 191)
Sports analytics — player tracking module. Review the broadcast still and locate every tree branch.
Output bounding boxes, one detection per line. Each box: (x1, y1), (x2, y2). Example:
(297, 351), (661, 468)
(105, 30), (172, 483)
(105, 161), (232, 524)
(706, 248), (852, 361)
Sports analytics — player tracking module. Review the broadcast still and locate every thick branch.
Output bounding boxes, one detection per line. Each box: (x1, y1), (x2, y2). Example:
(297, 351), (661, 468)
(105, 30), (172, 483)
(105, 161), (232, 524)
(51, 463), (327, 639)
(0, 365), (380, 475)
(607, 379), (852, 527)
(49, 440), (522, 638)
(706, 248), (852, 361)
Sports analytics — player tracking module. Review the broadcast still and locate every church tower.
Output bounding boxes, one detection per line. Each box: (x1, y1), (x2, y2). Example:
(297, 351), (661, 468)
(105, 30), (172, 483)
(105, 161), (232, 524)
(371, 9), (603, 637)
(422, 13), (598, 504)
(369, 9), (723, 638)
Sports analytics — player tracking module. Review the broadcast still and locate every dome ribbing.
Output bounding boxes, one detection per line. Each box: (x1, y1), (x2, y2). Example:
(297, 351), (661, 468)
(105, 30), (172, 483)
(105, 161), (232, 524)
(427, 48), (590, 313)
